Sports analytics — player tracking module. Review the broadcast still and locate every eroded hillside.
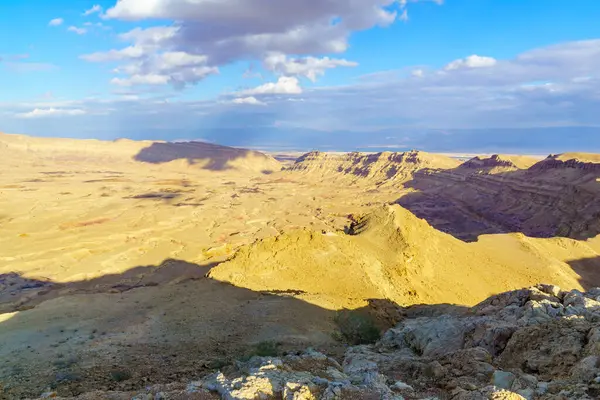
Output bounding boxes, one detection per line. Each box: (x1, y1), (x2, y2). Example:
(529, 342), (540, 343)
(401, 153), (600, 241)
(286, 149), (600, 242)
(287, 150), (460, 184)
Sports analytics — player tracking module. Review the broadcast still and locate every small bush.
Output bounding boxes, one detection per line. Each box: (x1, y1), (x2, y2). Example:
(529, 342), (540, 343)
(55, 371), (82, 383)
(334, 310), (381, 345)
(239, 341), (280, 361)
(53, 356), (78, 369)
(109, 369), (132, 382)
(254, 341), (279, 357)
(207, 358), (230, 370)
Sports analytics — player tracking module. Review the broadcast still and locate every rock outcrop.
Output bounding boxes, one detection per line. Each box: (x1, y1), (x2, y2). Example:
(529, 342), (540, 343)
(34, 285), (600, 399)
(530, 153), (600, 173)
(287, 150), (460, 184)
(459, 155), (540, 171)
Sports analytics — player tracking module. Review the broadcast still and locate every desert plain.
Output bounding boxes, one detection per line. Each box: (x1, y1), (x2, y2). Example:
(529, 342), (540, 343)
(1, 132), (600, 399)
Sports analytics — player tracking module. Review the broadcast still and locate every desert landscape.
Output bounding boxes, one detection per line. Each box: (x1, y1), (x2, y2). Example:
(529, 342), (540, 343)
(0, 132), (599, 399)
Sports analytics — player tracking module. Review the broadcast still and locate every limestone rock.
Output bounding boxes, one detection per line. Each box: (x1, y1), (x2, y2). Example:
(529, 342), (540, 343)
(28, 285), (600, 400)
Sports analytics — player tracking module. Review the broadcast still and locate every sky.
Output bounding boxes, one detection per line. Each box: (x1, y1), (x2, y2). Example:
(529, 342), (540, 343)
(1, 0), (600, 152)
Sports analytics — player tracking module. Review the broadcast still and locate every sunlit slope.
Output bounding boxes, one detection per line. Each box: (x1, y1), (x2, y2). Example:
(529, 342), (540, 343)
(210, 205), (596, 308)
(287, 150), (461, 184)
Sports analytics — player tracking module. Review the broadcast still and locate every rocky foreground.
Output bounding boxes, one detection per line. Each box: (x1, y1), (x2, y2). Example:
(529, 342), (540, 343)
(32, 285), (600, 400)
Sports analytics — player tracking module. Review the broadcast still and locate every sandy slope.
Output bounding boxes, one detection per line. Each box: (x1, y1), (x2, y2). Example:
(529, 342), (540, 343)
(210, 205), (596, 308)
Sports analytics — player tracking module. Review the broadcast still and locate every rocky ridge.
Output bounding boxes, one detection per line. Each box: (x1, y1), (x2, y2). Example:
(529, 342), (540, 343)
(32, 285), (600, 399)
(459, 155), (539, 171)
(530, 154), (600, 173)
(287, 151), (460, 184)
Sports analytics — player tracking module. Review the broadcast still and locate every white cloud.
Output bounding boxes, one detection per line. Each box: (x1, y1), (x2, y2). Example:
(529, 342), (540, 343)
(263, 53), (358, 82)
(118, 26), (179, 46)
(240, 77), (303, 95)
(81, 46), (146, 62)
(444, 55), (497, 71)
(87, 0), (440, 88)
(16, 108), (86, 118)
(111, 74), (170, 86)
(82, 27), (217, 88)
(83, 5), (103, 16)
(48, 18), (64, 27)
(232, 96), (266, 106)
(68, 26), (88, 35)
(411, 69), (424, 78)
(105, 0), (398, 25)
(109, 52), (219, 87)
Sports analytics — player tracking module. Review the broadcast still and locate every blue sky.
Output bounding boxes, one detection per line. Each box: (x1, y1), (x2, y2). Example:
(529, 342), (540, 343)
(1, 0), (600, 151)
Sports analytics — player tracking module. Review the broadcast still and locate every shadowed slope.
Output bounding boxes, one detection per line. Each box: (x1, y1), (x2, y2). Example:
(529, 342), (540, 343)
(0, 260), (348, 398)
(134, 141), (281, 172)
(397, 152), (600, 241)
(567, 256), (600, 290)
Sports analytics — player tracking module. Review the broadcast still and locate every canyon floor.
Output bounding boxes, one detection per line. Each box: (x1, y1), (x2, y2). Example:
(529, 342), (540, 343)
(0, 133), (599, 399)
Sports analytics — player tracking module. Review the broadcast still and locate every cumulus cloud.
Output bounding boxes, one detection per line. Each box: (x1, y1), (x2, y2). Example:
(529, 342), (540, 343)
(444, 55), (497, 71)
(111, 52), (219, 87)
(240, 77), (303, 95)
(16, 108), (86, 118)
(232, 96), (266, 106)
(48, 18), (64, 27)
(111, 74), (170, 86)
(263, 52), (358, 82)
(118, 26), (179, 47)
(102, 0), (395, 62)
(82, 27), (218, 88)
(81, 46), (147, 62)
(68, 26), (88, 35)
(83, 0), (438, 87)
(83, 5), (103, 16)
